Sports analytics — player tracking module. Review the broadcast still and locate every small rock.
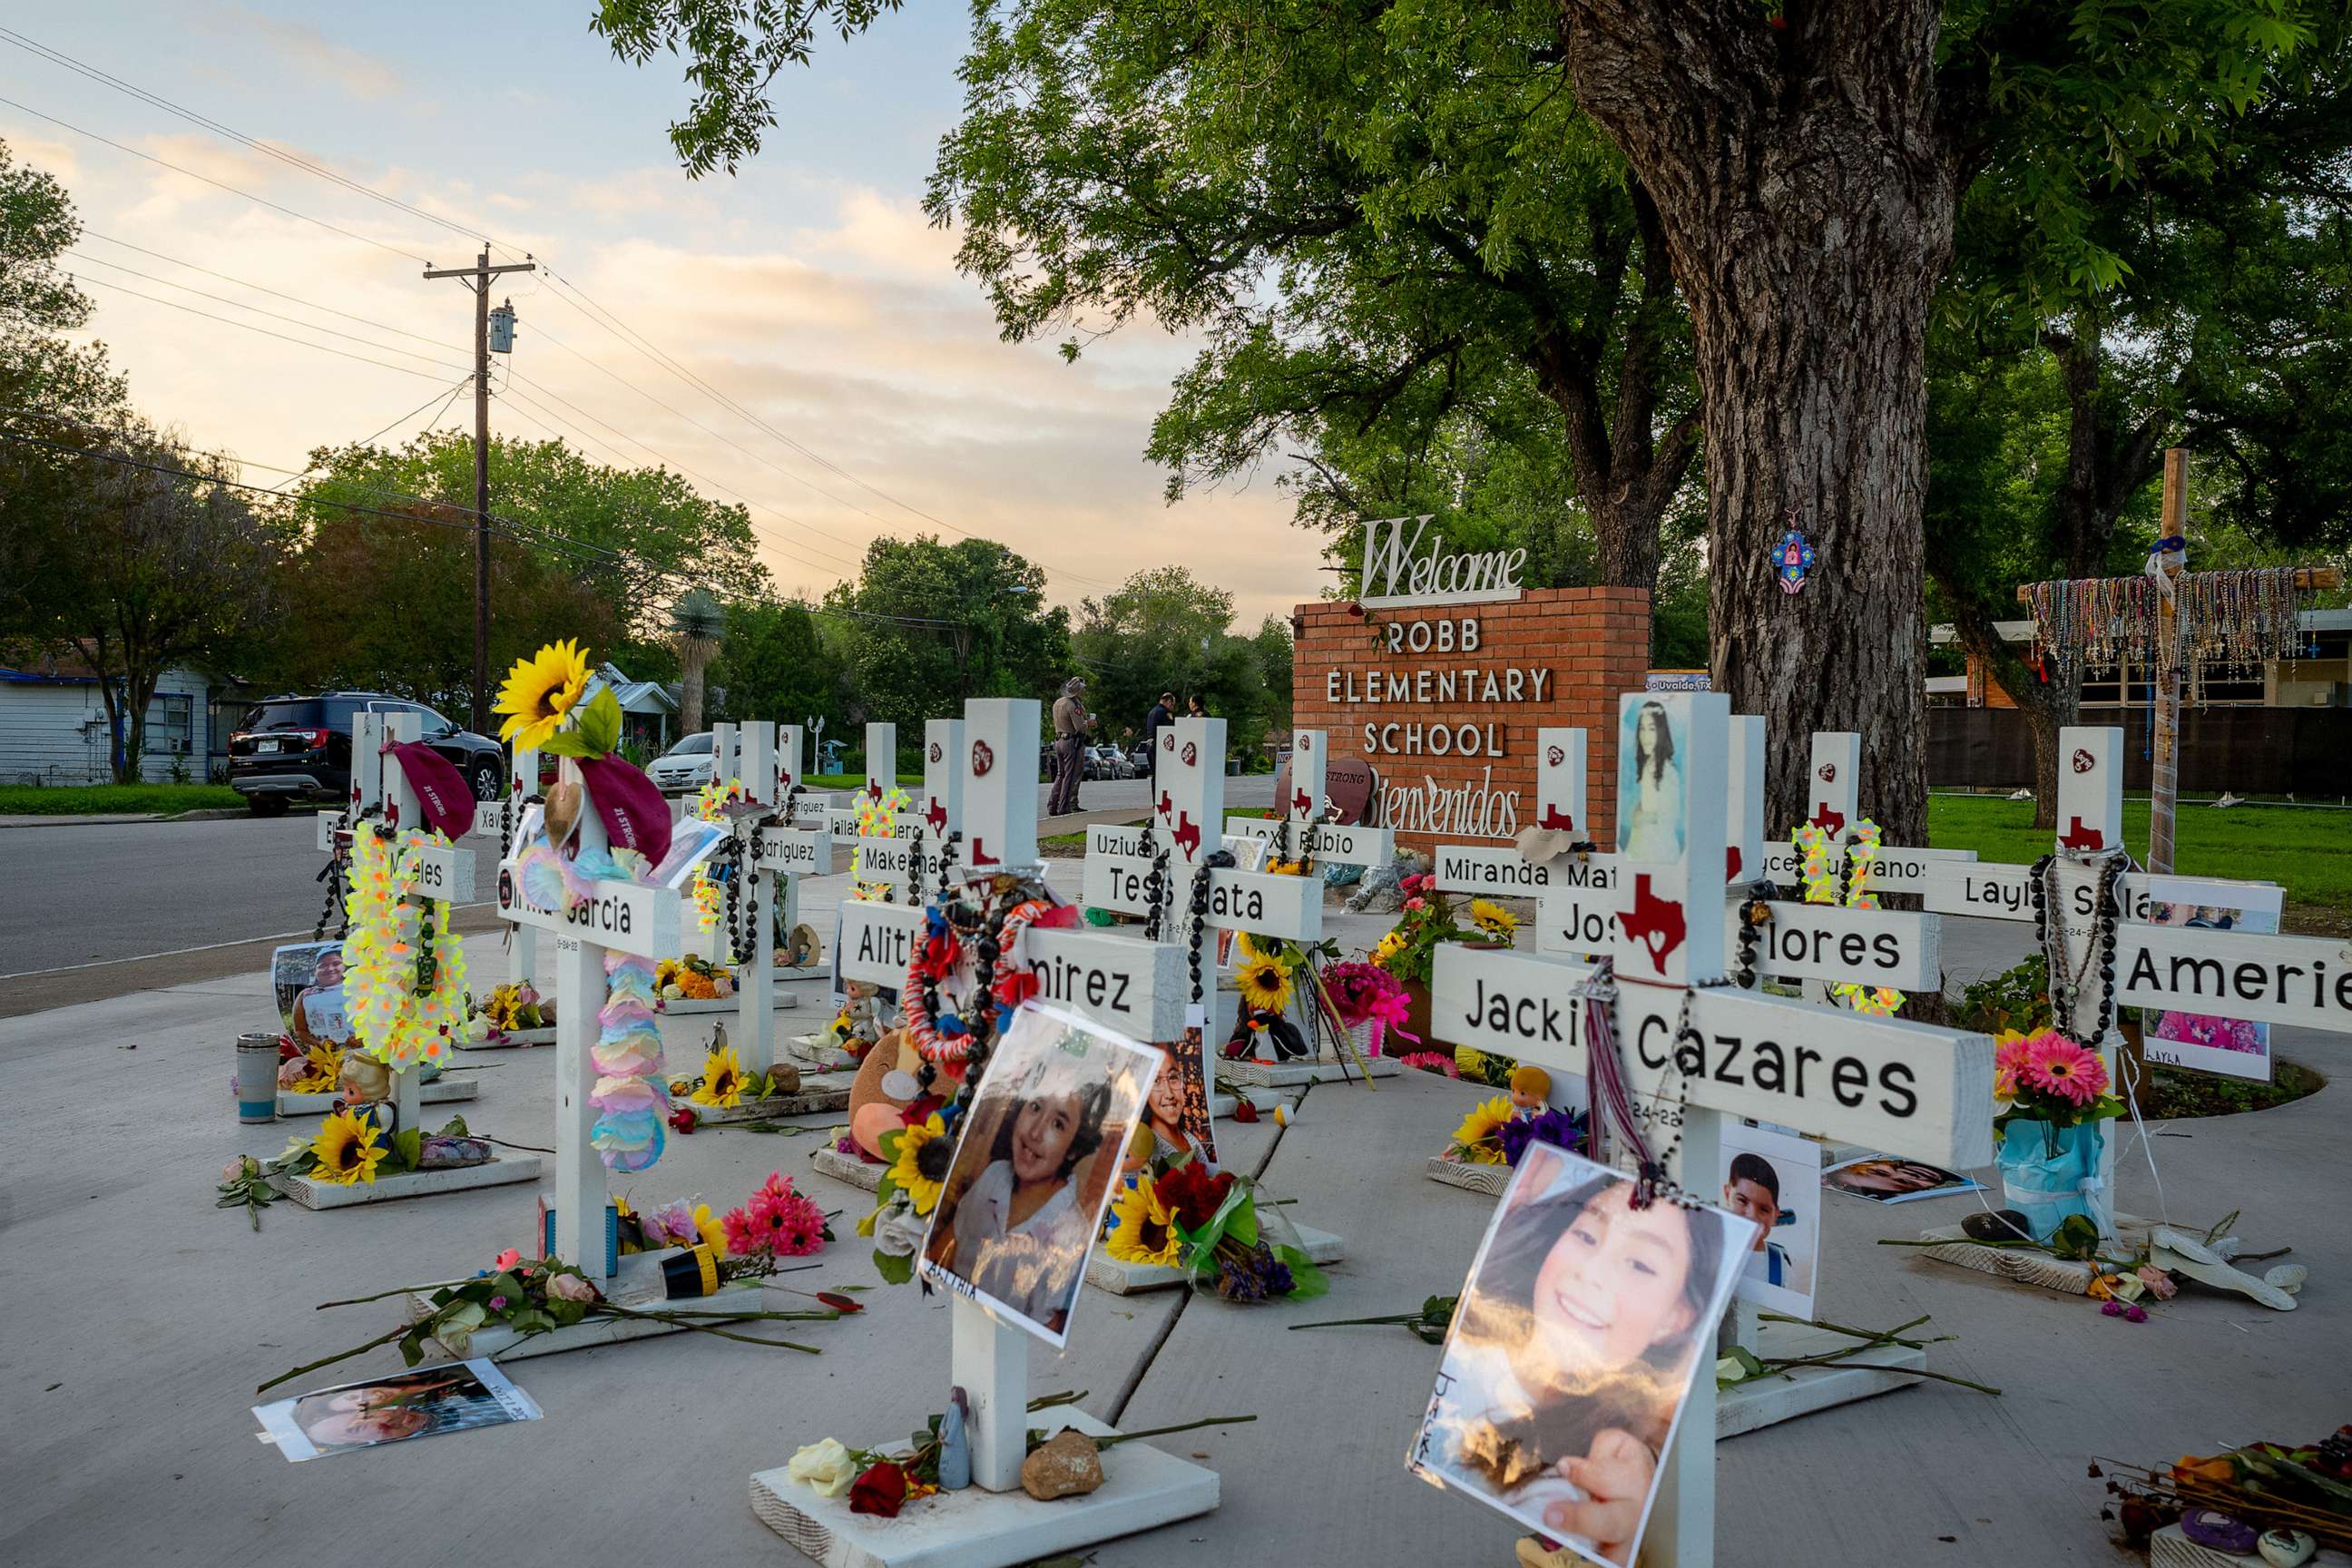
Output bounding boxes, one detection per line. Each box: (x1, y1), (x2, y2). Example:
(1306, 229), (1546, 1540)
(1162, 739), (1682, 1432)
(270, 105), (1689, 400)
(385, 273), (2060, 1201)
(1961, 1209), (2034, 1243)
(768, 1063), (801, 1094)
(1020, 1430), (1104, 1501)
(2181, 1509), (2259, 1554)
(2259, 1528), (2317, 1568)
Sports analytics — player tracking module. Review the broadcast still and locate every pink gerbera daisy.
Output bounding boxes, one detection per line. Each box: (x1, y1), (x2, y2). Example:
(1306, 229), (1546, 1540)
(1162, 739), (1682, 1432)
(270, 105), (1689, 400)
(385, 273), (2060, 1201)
(2021, 1034), (2107, 1108)
(720, 1200), (764, 1256)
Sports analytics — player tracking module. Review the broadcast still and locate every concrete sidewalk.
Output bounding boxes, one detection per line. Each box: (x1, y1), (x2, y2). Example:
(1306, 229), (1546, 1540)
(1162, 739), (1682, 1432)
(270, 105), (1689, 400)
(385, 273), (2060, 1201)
(2, 887), (2340, 1568)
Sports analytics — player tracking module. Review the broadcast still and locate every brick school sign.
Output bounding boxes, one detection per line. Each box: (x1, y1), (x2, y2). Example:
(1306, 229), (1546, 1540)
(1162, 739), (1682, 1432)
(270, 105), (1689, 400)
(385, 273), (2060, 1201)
(1291, 585), (1652, 856)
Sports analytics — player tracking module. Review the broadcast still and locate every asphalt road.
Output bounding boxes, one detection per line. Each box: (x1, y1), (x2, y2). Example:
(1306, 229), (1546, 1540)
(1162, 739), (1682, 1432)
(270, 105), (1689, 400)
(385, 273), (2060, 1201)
(0, 811), (436, 978)
(0, 771), (1271, 984)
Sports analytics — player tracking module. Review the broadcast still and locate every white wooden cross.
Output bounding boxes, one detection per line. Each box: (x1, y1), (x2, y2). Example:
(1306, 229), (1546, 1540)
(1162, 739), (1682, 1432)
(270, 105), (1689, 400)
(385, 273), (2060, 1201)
(1429, 691), (1994, 1568)
(1221, 727), (1396, 873)
(1079, 718), (1353, 1086)
(271, 710), (547, 1207)
(726, 720), (838, 1076)
(310, 710), (480, 1124)
(1528, 724), (1945, 1001)
(499, 740), (544, 989)
(769, 697), (1220, 1565)
(1920, 723), (2352, 1239)
(1750, 731), (1980, 897)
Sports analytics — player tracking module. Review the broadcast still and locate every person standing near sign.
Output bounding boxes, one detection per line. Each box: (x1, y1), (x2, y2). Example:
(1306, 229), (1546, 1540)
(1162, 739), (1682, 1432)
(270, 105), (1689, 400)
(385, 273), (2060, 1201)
(1143, 691), (1175, 781)
(1050, 676), (1093, 817)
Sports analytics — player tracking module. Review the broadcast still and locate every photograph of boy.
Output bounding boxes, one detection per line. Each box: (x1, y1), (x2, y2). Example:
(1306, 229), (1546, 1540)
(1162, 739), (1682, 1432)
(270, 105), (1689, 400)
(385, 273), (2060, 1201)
(920, 1004), (1159, 1346)
(1411, 1146), (1754, 1567)
(1717, 1121), (1825, 1318)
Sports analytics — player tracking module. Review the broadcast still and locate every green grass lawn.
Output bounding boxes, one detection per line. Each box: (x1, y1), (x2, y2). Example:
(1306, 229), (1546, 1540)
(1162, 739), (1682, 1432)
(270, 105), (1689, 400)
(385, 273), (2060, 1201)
(1928, 794), (2352, 928)
(0, 783), (247, 817)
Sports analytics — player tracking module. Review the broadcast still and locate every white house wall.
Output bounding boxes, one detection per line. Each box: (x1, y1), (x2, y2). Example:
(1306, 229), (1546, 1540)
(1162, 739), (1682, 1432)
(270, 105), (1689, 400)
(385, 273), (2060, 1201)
(0, 667), (215, 786)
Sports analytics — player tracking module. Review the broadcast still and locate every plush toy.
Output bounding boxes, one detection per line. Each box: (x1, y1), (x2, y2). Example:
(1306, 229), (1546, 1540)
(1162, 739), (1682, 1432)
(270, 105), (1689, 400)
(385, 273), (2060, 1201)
(846, 1029), (933, 1160)
(1223, 1005), (1310, 1063)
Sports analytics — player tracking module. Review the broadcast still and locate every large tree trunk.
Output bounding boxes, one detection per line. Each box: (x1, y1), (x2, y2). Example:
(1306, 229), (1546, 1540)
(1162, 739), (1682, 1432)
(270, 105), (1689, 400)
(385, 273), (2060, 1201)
(680, 645), (710, 735)
(1563, 1), (1955, 845)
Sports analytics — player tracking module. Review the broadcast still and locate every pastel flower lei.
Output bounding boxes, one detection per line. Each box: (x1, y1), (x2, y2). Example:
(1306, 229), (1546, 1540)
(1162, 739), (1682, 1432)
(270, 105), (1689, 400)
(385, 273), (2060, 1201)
(1789, 818), (1905, 1016)
(340, 822), (469, 1070)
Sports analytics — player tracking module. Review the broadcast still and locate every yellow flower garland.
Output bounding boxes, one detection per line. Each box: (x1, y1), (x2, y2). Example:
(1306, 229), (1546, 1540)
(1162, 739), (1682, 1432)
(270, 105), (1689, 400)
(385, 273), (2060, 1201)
(1788, 818), (1904, 1017)
(341, 822), (469, 1071)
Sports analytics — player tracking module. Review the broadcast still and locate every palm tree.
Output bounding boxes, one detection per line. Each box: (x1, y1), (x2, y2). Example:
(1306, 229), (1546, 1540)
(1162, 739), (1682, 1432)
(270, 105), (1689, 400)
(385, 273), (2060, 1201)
(670, 589), (725, 735)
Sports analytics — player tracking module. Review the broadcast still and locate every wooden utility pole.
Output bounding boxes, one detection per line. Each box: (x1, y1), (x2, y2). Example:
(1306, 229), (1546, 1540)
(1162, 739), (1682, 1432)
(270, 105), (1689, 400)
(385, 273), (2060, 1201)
(2149, 448), (2190, 874)
(424, 246), (535, 734)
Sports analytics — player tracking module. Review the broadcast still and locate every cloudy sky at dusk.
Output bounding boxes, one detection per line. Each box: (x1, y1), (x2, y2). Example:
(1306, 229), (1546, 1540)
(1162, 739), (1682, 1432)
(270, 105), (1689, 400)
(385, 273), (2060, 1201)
(0, 4), (1332, 626)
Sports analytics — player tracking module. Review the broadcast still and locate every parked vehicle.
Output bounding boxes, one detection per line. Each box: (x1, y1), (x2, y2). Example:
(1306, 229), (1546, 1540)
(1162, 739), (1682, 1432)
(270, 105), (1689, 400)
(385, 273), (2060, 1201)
(1090, 744), (1134, 779)
(228, 692), (505, 816)
(648, 732), (717, 795)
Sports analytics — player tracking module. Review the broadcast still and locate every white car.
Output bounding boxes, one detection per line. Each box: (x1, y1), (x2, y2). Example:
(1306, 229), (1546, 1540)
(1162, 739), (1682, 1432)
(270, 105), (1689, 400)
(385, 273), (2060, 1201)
(648, 732), (717, 795)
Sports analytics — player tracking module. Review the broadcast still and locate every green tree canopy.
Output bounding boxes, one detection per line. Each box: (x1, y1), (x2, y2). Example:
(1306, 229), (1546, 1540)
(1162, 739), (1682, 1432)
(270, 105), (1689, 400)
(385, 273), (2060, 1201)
(818, 535), (1071, 735)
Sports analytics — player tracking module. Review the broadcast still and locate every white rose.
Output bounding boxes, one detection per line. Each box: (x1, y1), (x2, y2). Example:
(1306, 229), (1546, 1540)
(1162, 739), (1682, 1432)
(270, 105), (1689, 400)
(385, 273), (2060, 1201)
(787, 1437), (859, 1498)
(873, 1199), (926, 1259)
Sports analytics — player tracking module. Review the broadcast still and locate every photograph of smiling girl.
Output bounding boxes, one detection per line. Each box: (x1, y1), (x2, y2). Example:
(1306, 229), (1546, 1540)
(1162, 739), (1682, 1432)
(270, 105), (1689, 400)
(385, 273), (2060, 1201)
(919, 1003), (1160, 1347)
(1615, 698), (1687, 860)
(1409, 1146), (1755, 1567)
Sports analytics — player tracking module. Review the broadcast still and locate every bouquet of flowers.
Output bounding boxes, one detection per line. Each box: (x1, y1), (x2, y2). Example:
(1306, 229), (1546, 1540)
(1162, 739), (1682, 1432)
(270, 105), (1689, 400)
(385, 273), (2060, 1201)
(1105, 1157), (1328, 1304)
(1445, 1096), (1589, 1166)
(1369, 873), (1475, 985)
(472, 981), (554, 1032)
(1993, 1029), (2127, 1132)
(1320, 959), (1415, 1057)
(656, 955), (736, 1001)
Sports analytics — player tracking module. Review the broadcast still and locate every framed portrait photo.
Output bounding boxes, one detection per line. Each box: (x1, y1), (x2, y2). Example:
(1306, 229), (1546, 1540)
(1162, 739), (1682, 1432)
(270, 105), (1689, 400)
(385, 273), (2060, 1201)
(1719, 1122), (1822, 1318)
(1409, 1145), (1755, 1566)
(1614, 696), (1690, 861)
(918, 1003), (1161, 1348)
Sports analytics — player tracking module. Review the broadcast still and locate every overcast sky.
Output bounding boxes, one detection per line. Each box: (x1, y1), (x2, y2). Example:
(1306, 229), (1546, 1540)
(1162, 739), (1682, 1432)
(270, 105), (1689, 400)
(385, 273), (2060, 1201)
(1, 3), (1331, 627)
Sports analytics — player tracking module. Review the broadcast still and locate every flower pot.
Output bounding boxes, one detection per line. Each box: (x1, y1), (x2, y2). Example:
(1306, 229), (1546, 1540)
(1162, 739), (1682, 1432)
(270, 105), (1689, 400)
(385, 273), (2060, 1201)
(1996, 1117), (2108, 1240)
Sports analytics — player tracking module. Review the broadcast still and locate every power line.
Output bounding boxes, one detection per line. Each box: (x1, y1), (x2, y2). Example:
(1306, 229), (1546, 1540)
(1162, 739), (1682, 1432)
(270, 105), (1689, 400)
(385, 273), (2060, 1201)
(0, 404), (696, 593)
(80, 229), (462, 353)
(66, 250), (469, 369)
(264, 376), (473, 494)
(72, 273), (471, 381)
(0, 94), (429, 265)
(1, 46), (1119, 591)
(0, 26), (507, 259)
(503, 365), (866, 573)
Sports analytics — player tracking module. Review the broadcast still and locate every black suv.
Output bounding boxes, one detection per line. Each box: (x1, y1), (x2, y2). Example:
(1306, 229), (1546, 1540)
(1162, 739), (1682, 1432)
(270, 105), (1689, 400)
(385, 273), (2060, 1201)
(228, 692), (506, 816)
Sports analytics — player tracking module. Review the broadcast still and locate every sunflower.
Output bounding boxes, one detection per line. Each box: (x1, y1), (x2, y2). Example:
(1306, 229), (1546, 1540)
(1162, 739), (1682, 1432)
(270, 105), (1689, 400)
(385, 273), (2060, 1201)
(309, 1109), (387, 1185)
(1451, 1095), (1514, 1164)
(885, 1113), (953, 1216)
(1235, 951), (1294, 1014)
(287, 1042), (343, 1095)
(1106, 1176), (1184, 1268)
(493, 639), (592, 750)
(690, 1044), (749, 1107)
(1467, 899), (1519, 940)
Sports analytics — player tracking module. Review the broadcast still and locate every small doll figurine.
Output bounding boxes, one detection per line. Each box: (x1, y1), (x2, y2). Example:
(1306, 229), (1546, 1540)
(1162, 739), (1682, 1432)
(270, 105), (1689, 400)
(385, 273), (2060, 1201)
(938, 1387), (972, 1492)
(1508, 1063), (1551, 1116)
(827, 979), (887, 1061)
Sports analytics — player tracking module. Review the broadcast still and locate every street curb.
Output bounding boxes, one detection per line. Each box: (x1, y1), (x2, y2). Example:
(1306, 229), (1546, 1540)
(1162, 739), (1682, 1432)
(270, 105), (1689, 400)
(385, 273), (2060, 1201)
(0, 806), (302, 828)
